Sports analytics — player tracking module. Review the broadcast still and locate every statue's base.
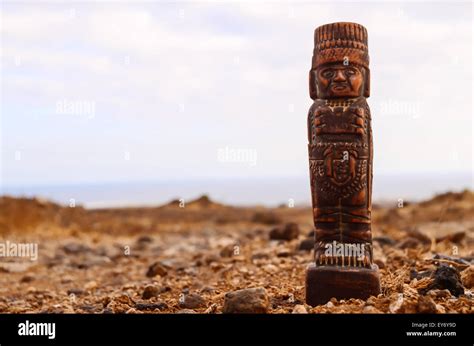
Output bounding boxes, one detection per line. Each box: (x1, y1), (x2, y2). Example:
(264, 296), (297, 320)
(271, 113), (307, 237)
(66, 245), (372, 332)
(305, 263), (381, 306)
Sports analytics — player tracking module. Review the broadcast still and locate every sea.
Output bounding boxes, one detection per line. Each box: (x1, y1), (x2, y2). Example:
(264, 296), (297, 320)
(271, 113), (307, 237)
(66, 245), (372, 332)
(1, 173), (472, 209)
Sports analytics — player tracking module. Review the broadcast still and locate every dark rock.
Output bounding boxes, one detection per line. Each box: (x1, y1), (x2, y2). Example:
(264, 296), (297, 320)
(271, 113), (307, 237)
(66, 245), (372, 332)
(20, 275), (35, 283)
(422, 265), (464, 297)
(179, 293), (206, 309)
(136, 235), (153, 244)
(135, 302), (167, 311)
(269, 223), (300, 241)
(251, 212), (282, 225)
(298, 238), (314, 251)
(146, 261), (169, 277)
(223, 287), (269, 313)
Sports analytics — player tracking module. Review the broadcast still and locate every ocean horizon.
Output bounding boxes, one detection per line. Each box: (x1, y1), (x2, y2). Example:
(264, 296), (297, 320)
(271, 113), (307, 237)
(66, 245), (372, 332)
(1, 172), (472, 209)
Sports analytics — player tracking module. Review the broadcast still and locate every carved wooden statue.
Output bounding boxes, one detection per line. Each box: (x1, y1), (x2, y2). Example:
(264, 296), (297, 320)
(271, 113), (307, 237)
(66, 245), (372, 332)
(306, 22), (381, 306)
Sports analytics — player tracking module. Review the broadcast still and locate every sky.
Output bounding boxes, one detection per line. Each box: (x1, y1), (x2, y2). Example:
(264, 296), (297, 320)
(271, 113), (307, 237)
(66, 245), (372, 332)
(1, 1), (472, 188)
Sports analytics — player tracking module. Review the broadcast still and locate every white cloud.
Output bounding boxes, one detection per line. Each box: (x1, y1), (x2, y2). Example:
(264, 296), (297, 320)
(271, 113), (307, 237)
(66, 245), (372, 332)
(0, 1), (471, 186)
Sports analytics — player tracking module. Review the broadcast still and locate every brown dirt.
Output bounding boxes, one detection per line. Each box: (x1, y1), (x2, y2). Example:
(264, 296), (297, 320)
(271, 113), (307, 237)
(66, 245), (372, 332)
(0, 190), (472, 314)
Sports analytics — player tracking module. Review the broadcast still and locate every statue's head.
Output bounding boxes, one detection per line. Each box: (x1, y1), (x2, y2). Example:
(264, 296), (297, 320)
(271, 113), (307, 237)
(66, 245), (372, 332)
(310, 22), (370, 100)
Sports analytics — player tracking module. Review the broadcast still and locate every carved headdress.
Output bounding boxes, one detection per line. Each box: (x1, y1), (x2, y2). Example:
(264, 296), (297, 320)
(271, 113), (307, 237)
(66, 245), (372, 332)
(310, 22), (370, 99)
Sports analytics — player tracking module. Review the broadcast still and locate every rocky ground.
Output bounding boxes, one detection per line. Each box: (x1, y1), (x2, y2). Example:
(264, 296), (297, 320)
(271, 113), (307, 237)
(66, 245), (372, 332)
(0, 191), (473, 314)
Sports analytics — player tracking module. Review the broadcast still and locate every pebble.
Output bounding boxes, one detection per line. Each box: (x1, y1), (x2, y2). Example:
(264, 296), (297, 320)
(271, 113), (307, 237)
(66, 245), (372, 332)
(142, 285), (161, 299)
(425, 265), (464, 296)
(461, 265), (474, 289)
(223, 287), (269, 313)
(146, 261), (168, 277)
(298, 238), (313, 251)
(20, 275), (35, 283)
(135, 302), (167, 311)
(269, 223), (300, 241)
(179, 293), (206, 309)
(292, 304), (307, 314)
(251, 212), (282, 225)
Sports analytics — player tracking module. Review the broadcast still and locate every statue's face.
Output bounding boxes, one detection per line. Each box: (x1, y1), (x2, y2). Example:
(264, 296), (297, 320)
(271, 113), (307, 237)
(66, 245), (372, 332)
(316, 63), (364, 99)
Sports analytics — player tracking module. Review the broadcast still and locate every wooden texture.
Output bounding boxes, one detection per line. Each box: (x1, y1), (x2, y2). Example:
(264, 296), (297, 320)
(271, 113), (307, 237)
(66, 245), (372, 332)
(306, 22), (381, 305)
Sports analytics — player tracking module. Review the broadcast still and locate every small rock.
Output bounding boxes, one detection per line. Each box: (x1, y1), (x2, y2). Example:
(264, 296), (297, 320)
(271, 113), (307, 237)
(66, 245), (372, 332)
(146, 261), (168, 277)
(135, 302), (167, 311)
(20, 275), (35, 283)
(220, 244), (237, 258)
(223, 287), (269, 313)
(461, 265), (474, 289)
(292, 304), (307, 314)
(105, 294), (135, 313)
(298, 238), (314, 251)
(365, 296), (377, 306)
(269, 223), (300, 241)
(142, 285), (161, 300)
(136, 235), (153, 244)
(62, 243), (92, 255)
(417, 296), (437, 314)
(251, 211), (282, 225)
(67, 288), (85, 296)
(179, 293), (206, 309)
